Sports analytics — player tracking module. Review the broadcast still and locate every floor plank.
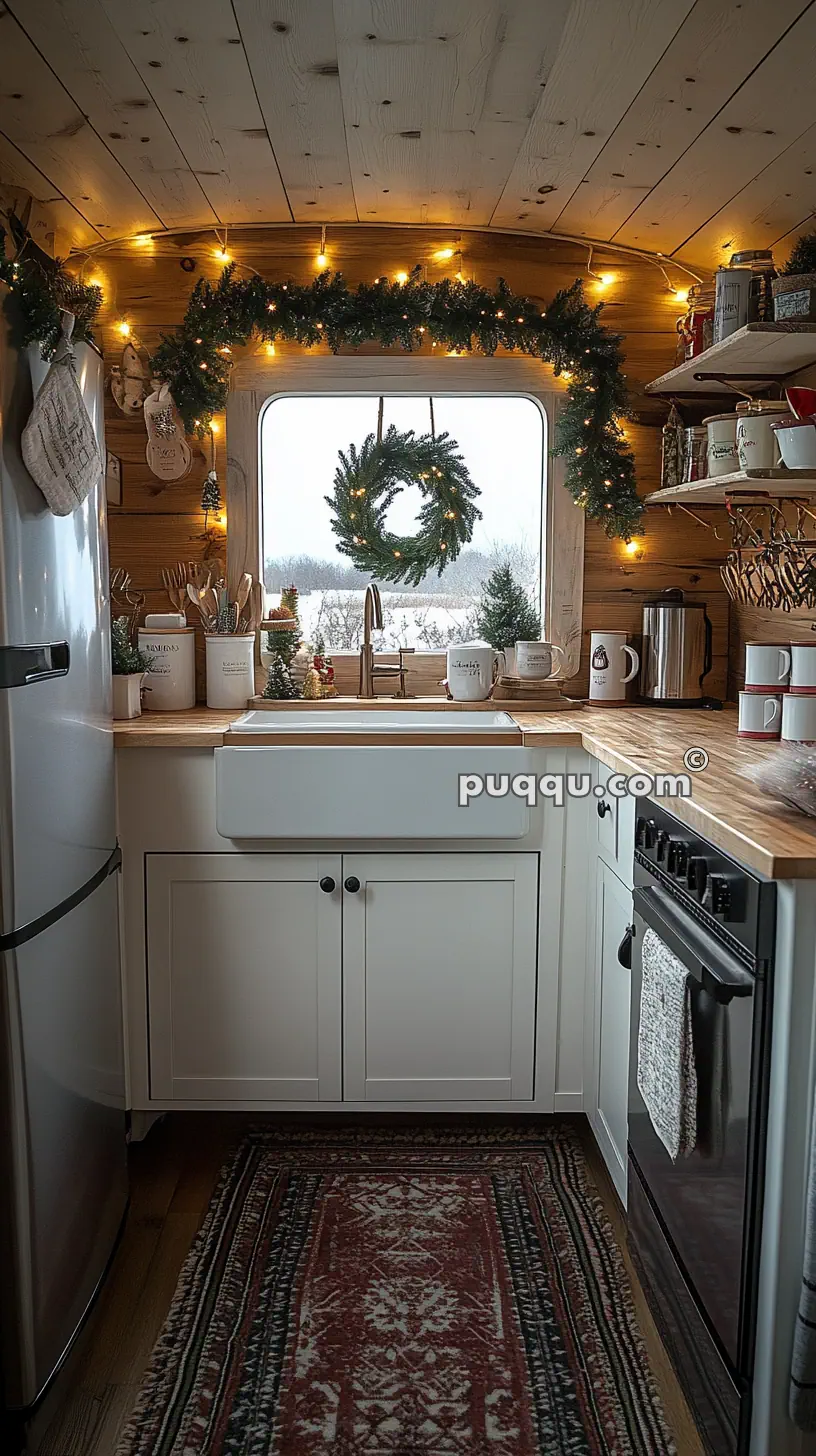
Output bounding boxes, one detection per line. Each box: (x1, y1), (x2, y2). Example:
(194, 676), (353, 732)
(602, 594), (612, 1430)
(31, 1113), (705, 1455)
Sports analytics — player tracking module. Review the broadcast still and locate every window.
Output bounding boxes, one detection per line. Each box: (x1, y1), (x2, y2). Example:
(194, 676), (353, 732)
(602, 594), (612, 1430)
(260, 394), (545, 653)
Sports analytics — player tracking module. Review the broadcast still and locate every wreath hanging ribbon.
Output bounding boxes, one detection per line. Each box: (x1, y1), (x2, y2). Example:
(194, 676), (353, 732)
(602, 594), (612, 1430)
(326, 405), (481, 586)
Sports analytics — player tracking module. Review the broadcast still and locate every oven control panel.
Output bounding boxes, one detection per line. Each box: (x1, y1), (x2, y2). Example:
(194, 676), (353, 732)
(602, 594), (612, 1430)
(634, 800), (775, 967)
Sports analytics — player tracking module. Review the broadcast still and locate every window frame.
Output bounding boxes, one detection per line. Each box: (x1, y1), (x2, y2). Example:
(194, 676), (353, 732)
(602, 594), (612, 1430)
(226, 354), (584, 678)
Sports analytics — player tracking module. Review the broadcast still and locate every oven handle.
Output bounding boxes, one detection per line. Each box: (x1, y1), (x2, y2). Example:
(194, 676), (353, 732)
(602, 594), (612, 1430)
(633, 885), (754, 1004)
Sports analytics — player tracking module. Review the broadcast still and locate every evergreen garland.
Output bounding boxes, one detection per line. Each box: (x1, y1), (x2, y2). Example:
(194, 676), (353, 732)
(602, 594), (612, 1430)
(150, 264), (642, 540)
(0, 226), (102, 356)
(326, 425), (481, 586)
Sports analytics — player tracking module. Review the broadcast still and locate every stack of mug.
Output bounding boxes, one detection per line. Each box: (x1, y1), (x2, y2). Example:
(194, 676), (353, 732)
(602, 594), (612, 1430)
(738, 642), (816, 741)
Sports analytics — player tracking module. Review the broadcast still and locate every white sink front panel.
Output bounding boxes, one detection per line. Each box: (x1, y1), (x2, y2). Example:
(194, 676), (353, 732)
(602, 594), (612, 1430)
(230, 709), (519, 735)
(215, 745), (533, 839)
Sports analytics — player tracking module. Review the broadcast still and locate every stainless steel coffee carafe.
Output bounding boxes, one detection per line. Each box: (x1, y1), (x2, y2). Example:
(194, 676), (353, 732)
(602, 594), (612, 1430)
(639, 588), (713, 706)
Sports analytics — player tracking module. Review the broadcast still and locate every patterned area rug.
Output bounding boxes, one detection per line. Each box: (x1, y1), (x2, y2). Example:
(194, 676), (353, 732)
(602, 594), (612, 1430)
(116, 1126), (676, 1455)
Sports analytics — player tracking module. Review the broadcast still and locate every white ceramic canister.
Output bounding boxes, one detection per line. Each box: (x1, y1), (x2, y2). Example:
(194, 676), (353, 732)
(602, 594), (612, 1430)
(703, 412), (739, 478)
(205, 633), (256, 709)
(138, 626), (196, 711)
(735, 402), (787, 470)
(713, 267), (751, 343)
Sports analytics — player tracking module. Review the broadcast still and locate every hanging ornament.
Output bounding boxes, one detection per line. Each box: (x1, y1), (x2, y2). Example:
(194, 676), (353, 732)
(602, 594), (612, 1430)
(109, 341), (147, 418)
(143, 382), (192, 481)
(661, 403), (684, 491)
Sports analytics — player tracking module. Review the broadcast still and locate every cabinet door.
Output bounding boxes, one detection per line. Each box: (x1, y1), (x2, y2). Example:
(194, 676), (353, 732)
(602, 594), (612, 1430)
(146, 854), (342, 1101)
(590, 859), (632, 1202)
(343, 853), (538, 1102)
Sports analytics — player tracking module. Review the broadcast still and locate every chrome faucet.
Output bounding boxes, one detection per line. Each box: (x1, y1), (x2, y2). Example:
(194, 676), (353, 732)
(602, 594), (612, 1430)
(358, 582), (413, 698)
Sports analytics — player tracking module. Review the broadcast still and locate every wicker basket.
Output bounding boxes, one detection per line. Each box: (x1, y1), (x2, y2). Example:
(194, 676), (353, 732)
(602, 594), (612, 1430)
(772, 271), (816, 323)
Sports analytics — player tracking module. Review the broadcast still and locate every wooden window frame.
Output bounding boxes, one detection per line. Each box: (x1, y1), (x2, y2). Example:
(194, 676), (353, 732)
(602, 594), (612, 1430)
(226, 355), (584, 678)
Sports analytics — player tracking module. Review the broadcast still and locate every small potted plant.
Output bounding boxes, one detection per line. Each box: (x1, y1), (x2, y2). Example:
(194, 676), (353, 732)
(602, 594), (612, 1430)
(773, 231), (816, 322)
(111, 615), (153, 719)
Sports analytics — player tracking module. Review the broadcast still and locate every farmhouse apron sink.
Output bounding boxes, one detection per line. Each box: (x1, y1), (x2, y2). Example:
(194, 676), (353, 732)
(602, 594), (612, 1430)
(216, 711), (533, 839)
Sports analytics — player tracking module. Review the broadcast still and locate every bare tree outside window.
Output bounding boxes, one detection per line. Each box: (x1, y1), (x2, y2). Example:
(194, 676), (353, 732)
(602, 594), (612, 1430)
(261, 396), (544, 653)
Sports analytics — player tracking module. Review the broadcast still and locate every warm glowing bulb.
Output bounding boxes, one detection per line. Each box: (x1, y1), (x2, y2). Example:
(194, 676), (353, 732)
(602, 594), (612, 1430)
(598, 272), (615, 288)
(214, 247), (230, 262)
(133, 233), (153, 248)
(434, 248), (455, 260)
(89, 277), (104, 290)
(316, 252), (328, 268)
(265, 343), (275, 357)
(210, 421), (219, 435)
(117, 320), (131, 337)
(395, 270), (409, 284)
(561, 371), (572, 383)
(673, 287), (689, 303)
(624, 539), (641, 556)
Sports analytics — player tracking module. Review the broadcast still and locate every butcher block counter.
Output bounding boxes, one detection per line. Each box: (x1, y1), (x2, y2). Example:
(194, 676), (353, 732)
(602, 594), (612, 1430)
(113, 702), (816, 879)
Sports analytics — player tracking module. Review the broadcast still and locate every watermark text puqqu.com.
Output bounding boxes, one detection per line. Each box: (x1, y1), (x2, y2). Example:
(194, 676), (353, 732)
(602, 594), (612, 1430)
(459, 769), (693, 808)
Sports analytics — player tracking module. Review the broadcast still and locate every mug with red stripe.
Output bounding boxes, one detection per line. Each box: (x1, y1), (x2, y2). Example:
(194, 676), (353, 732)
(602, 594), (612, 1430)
(744, 641), (790, 693)
(790, 642), (816, 695)
(738, 691), (782, 740)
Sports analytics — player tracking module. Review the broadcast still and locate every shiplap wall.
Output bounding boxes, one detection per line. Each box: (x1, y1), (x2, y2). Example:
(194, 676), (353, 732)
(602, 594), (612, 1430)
(94, 225), (730, 699)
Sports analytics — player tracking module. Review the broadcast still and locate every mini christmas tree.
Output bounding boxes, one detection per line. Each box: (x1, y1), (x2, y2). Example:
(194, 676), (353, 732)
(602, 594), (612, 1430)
(474, 564), (540, 649)
(201, 469), (222, 522)
(111, 616), (152, 675)
(781, 231), (816, 277)
(262, 656), (299, 699)
(281, 583), (300, 629)
(302, 666), (322, 700)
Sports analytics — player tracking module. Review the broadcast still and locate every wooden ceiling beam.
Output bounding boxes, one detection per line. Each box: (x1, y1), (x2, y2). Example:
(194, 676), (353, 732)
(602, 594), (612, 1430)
(551, 0), (811, 244)
(98, 0), (292, 225)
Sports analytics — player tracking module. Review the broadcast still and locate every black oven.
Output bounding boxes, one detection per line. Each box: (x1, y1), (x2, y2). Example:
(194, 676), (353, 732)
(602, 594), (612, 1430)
(627, 800), (775, 1456)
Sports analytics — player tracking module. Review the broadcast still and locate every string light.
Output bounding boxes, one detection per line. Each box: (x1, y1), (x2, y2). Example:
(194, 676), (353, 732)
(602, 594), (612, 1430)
(598, 273), (615, 288)
(265, 343), (276, 357)
(434, 247), (455, 261)
(394, 270), (409, 284)
(213, 227), (230, 263)
(316, 224), (328, 269)
(624, 538), (642, 556)
(133, 234), (153, 248)
(673, 287), (690, 303)
(116, 320), (131, 337)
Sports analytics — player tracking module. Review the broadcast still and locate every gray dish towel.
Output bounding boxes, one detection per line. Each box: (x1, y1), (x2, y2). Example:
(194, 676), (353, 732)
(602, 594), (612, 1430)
(791, 1082), (816, 1428)
(637, 928), (697, 1162)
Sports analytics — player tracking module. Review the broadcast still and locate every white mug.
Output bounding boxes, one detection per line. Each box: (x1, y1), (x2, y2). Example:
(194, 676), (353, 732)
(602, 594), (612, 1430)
(589, 630), (639, 705)
(790, 643), (816, 694)
(782, 693), (816, 743)
(446, 642), (505, 702)
(515, 639), (565, 681)
(744, 642), (791, 694)
(738, 691), (781, 740)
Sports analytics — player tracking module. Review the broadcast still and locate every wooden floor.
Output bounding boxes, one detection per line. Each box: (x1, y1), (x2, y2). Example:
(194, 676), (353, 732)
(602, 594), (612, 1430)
(29, 1113), (705, 1456)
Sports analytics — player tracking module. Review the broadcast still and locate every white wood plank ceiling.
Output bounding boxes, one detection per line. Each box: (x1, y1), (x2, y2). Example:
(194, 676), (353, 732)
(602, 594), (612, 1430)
(1, 0), (815, 269)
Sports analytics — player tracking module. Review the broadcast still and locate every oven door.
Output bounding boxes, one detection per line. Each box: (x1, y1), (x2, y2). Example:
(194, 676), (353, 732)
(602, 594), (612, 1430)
(628, 882), (765, 1378)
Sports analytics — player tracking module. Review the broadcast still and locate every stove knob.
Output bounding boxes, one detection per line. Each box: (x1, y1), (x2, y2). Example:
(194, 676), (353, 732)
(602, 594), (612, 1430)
(667, 838), (689, 877)
(686, 856), (708, 899)
(656, 830), (670, 863)
(708, 873), (731, 918)
(635, 815), (656, 849)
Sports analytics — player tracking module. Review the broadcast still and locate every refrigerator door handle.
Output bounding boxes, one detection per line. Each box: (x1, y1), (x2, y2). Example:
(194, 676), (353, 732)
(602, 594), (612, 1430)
(0, 846), (121, 952)
(0, 642), (70, 689)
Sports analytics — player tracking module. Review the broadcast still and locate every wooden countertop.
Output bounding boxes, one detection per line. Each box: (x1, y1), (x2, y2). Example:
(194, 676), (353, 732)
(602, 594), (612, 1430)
(113, 704), (816, 879)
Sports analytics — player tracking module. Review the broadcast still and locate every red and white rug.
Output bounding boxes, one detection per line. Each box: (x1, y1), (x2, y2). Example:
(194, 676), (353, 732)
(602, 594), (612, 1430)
(116, 1126), (675, 1455)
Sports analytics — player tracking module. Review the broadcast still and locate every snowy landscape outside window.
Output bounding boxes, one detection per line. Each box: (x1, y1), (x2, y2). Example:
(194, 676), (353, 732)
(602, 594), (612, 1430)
(261, 395), (545, 653)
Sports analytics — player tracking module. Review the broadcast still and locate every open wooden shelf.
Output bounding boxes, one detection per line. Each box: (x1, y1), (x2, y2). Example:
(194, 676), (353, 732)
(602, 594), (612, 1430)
(646, 323), (816, 395)
(645, 468), (816, 504)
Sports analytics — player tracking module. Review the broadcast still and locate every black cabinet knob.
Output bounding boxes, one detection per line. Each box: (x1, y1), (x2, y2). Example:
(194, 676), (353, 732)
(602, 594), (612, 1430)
(667, 838), (688, 876)
(319, 876), (336, 894)
(344, 876), (361, 893)
(617, 924), (635, 969)
(597, 799), (612, 819)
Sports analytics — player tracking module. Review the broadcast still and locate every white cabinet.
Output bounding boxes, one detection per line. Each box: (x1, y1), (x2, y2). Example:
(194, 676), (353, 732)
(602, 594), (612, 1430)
(146, 854), (342, 1101)
(342, 853), (539, 1101)
(588, 857), (633, 1203)
(593, 758), (636, 888)
(145, 851), (539, 1107)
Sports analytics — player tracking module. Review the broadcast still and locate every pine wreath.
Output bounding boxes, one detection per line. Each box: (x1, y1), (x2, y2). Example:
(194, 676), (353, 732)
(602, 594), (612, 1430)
(326, 424), (481, 586)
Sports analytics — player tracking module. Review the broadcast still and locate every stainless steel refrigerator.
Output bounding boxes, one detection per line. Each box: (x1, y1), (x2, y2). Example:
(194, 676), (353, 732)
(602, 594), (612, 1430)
(0, 289), (128, 1420)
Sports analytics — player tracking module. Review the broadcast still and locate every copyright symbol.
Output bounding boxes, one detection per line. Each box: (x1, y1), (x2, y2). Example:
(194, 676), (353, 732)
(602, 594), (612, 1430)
(683, 747), (709, 772)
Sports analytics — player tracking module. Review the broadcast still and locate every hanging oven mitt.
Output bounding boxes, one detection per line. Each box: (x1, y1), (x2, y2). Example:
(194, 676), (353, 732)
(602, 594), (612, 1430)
(144, 382), (192, 482)
(22, 311), (102, 516)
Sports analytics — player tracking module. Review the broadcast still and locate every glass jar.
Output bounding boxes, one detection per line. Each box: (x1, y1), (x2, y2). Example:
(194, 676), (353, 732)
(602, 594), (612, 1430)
(682, 425), (709, 482)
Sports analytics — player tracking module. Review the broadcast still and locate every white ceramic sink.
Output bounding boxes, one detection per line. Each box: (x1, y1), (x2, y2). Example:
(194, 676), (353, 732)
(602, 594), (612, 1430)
(216, 709), (533, 840)
(230, 709), (518, 735)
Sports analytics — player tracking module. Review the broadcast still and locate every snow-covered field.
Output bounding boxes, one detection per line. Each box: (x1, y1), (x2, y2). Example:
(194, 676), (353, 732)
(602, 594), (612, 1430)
(290, 589), (476, 652)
